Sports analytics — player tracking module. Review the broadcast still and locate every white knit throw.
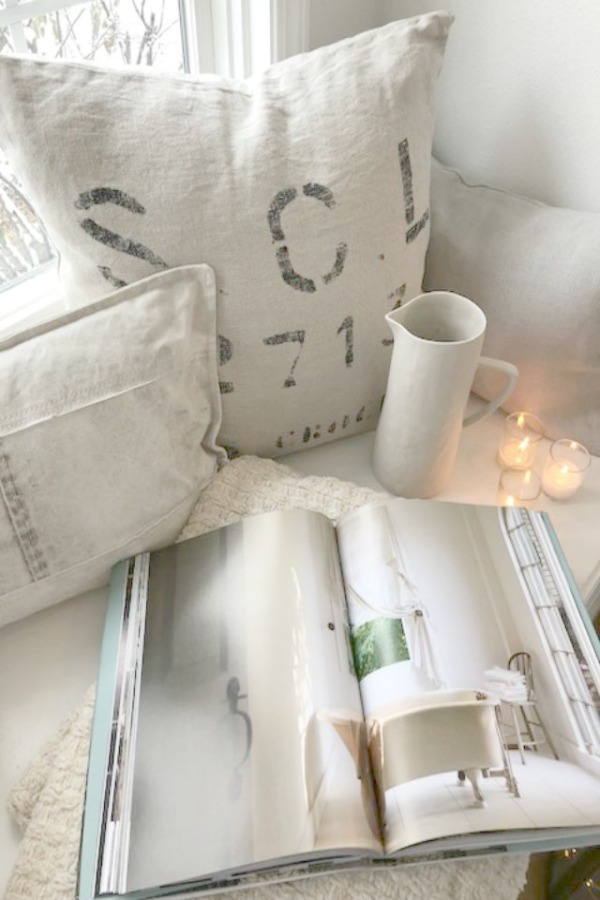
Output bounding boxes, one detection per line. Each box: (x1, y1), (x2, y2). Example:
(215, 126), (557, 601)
(5, 456), (530, 900)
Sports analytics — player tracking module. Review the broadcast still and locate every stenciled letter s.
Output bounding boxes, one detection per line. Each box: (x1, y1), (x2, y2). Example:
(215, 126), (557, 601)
(75, 187), (168, 287)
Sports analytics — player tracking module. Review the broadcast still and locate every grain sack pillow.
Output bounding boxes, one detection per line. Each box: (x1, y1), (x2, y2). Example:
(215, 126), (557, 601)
(425, 161), (600, 453)
(0, 12), (452, 458)
(0, 265), (225, 628)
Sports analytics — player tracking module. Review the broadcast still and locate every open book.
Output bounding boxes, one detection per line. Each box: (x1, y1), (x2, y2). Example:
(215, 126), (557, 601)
(79, 498), (600, 899)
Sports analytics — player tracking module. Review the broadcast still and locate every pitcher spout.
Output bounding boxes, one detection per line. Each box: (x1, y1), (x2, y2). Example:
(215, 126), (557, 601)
(384, 290), (486, 346)
(383, 296), (414, 339)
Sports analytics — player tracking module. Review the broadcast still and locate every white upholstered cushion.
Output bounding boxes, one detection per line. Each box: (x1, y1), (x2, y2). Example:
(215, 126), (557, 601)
(425, 162), (600, 453)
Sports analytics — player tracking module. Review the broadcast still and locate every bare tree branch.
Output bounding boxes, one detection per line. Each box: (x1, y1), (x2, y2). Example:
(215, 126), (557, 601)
(55, 8), (87, 58)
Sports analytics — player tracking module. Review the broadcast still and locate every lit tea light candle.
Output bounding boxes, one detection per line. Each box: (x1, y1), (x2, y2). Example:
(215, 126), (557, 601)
(542, 439), (590, 500)
(500, 435), (533, 468)
(498, 467), (542, 507)
(498, 411), (544, 469)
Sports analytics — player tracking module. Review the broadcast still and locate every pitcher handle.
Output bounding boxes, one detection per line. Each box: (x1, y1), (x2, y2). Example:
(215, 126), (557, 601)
(463, 358), (519, 427)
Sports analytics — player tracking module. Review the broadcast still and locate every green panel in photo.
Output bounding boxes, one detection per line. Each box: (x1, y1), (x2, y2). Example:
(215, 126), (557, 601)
(351, 618), (410, 681)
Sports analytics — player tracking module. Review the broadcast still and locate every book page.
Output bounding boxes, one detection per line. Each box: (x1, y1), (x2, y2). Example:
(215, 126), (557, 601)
(336, 499), (600, 855)
(125, 509), (381, 893)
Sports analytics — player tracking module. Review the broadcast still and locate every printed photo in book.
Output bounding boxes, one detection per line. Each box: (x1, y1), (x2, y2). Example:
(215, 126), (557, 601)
(79, 498), (600, 899)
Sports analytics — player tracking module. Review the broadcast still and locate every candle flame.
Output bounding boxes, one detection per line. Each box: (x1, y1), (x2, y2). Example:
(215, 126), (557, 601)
(519, 437), (530, 452)
(506, 495), (515, 507)
(570, 441), (578, 450)
(561, 465), (569, 475)
(517, 413), (525, 429)
(524, 470), (532, 484)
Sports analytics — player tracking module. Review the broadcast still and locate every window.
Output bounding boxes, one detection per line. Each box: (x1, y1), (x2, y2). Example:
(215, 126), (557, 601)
(0, 0), (309, 329)
(501, 506), (600, 756)
(0, 157), (54, 287)
(0, 0), (186, 67)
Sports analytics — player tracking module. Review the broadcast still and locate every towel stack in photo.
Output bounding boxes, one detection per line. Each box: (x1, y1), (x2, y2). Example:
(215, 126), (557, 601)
(483, 666), (529, 703)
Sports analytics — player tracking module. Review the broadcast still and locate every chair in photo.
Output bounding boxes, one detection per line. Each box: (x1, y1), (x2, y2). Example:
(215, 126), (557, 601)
(504, 652), (560, 764)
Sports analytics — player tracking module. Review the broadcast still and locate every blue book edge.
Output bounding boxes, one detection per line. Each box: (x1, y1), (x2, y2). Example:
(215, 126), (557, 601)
(78, 559), (130, 900)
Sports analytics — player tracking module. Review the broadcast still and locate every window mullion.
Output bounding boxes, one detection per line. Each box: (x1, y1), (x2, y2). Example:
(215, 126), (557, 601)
(209, 0), (234, 78)
(0, 0), (84, 28)
(247, 0), (270, 76)
(238, 0), (252, 79)
(180, 0), (215, 74)
(181, 0), (307, 79)
(269, 0), (309, 64)
(4, 0), (28, 56)
(8, 22), (28, 53)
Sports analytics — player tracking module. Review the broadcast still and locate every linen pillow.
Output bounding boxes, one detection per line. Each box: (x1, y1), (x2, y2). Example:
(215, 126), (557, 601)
(0, 12), (452, 458)
(424, 162), (600, 454)
(0, 264), (224, 627)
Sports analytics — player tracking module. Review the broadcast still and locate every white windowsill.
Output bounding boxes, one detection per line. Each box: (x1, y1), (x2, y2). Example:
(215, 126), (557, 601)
(0, 263), (66, 339)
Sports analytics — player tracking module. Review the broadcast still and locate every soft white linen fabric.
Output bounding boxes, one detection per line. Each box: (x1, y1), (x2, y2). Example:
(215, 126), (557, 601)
(5, 457), (529, 900)
(0, 265), (224, 627)
(425, 161), (600, 453)
(483, 668), (528, 704)
(483, 667), (527, 687)
(0, 13), (452, 458)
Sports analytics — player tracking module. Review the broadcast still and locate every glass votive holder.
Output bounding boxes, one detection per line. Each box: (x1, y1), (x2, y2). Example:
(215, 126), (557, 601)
(498, 411), (545, 470)
(497, 467), (542, 507)
(541, 439), (591, 500)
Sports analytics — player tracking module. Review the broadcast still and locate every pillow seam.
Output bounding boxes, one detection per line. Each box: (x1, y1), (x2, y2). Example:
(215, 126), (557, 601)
(0, 441), (49, 581)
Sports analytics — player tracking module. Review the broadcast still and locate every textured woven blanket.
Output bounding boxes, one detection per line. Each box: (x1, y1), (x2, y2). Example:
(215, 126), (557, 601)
(5, 456), (530, 900)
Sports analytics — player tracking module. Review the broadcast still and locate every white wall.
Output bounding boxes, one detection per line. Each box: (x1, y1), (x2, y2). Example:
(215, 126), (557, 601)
(384, 501), (509, 688)
(382, 0), (600, 211)
(309, 0), (383, 50)
(308, 0), (600, 212)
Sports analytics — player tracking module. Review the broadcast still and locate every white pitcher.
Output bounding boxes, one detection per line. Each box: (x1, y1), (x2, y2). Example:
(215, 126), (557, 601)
(372, 291), (518, 498)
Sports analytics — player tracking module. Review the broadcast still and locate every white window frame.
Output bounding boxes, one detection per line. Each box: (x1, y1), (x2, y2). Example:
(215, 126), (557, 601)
(0, 0), (309, 68)
(0, 261), (65, 337)
(500, 506), (600, 757)
(180, 0), (309, 78)
(0, 0), (310, 334)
